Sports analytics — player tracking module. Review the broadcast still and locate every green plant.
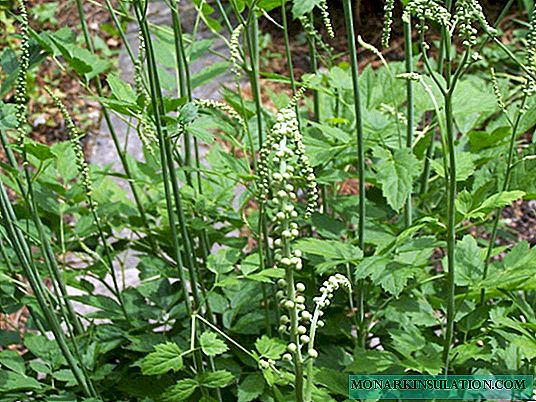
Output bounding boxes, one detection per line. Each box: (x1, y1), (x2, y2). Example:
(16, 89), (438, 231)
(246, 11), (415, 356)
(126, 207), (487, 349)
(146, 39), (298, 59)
(1, 0), (536, 401)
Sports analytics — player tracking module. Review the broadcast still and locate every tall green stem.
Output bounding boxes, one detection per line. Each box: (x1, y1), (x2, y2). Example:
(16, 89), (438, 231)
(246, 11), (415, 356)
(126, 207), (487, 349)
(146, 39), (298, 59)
(0, 179), (96, 397)
(135, 7), (209, 396)
(282, 235), (303, 401)
(135, 2), (192, 317)
(245, 7), (274, 333)
(341, 0), (365, 248)
(281, 0), (296, 96)
(169, 0), (192, 185)
(441, 32), (468, 374)
(480, 95), (528, 304)
(404, 19), (414, 227)
(442, 90), (456, 373)
(342, 0), (366, 346)
(307, 12), (320, 121)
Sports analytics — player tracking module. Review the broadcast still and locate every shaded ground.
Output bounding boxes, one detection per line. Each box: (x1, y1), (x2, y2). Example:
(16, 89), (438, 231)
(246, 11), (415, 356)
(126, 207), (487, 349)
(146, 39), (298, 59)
(0, 0), (120, 158)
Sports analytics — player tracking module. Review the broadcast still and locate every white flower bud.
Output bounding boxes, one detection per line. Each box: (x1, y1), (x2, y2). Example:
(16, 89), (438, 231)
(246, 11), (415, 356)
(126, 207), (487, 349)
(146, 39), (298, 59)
(301, 311), (312, 321)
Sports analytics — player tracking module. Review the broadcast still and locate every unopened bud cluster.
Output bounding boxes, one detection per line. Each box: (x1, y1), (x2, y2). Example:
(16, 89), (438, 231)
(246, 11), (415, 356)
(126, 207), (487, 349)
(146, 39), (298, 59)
(380, 103), (408, 127)
(15, 0), (30, 147)
(523, 12), (536, 108)
(194, 99), (245, 129)
(313, 274), (351, 309)
(47, 89), (98, 215)
(403, 0), (451, 29)
(277, 279), (309, 324)
(490, 68), (506, 113)
(135, 30), (157, 154)
(229, 24), (244, 79)
(298, 16), (334, 57)
(258, 103), (318, 219)
(276, 279), (318, 362)
(318, 0), (334, 39)
(381, 0), (395, 48)
(455, 0), (496, 48)
(277, 273), (351, 364)
(397, 72), (422, 82)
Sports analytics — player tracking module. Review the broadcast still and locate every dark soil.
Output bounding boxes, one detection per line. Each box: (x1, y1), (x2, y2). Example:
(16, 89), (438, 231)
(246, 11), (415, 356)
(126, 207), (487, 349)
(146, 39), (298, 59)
(1, 0), (120, 156)
(261, 0), (523, 76)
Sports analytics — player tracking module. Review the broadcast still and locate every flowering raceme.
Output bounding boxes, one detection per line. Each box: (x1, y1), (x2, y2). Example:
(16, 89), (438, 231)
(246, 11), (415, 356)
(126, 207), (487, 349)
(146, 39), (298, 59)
(256, 96), (350, 400)
(258, 100), (318, 219)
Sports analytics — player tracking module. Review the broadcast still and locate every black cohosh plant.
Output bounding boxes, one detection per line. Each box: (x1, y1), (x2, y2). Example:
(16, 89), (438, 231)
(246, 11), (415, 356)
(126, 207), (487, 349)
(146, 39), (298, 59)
(257, 96), (350, 401)
(258, 99), (313, 400)
(2, 0), (536, 400)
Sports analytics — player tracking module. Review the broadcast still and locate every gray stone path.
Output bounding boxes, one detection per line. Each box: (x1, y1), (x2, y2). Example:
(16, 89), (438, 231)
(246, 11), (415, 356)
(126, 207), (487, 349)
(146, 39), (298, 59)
(91, 1), (231, 169)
